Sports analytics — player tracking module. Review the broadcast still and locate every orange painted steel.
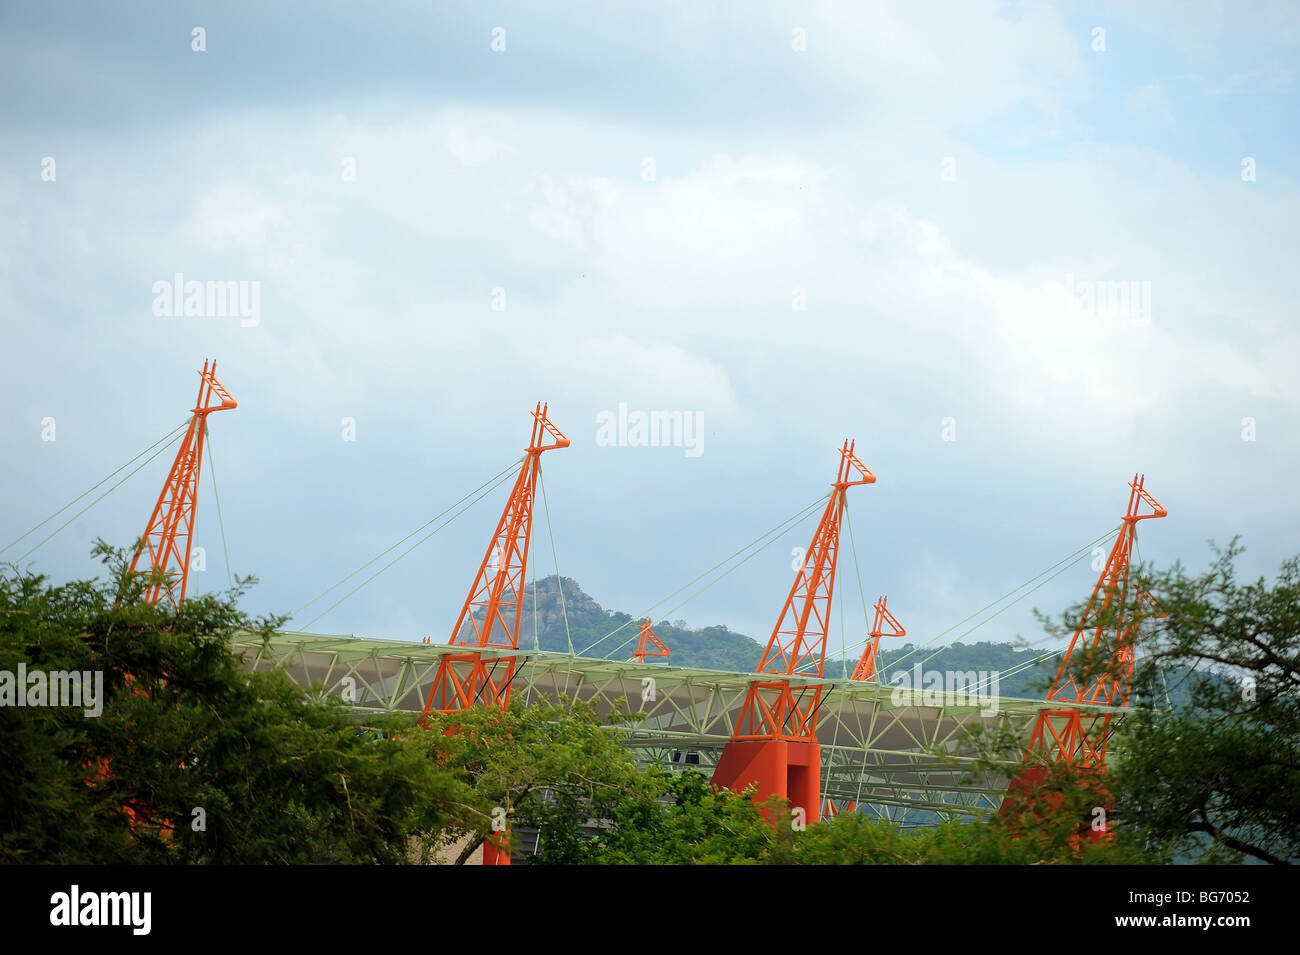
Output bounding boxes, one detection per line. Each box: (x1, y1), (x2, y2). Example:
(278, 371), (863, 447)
(125, 360), (237, 609)
(420, 404), (568, 866)
(632, 618), (670, 663)
(852, 596), (906, 682)
(712, 440), (875, 823)
(1029, 474), (1166, 766)
(422, 403), (568, 718)
(481, 832), (513, 865)
(732, 440), (875, 740)
(1000, 475), (1167, 829)
(821, 797), (856, 818)
(107, 362), (234, 842)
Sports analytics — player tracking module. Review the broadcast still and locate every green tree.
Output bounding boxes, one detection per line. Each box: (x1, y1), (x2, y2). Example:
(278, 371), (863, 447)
(421, 711), (781, 865)
(422, 696), (655, 864)
(0, 544), (465, 864)
(1019, 538), (1298, 864)
(769, 804), (1152, 865)
(1108, 540), (1299, 864)
(583, 770), (774, 864)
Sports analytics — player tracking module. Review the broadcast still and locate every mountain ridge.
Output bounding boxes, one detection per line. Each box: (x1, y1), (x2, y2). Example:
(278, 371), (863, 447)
(467, 575), (1057, 697)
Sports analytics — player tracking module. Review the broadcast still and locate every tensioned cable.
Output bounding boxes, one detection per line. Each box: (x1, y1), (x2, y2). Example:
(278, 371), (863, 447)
(840, 557), (848, 680)
(910, 639), (1064, 701)
(902, 537), (1114, 674)
(525, 552), (541, 706)
(792, 526), (1119, 678)
(597, 495), (831, 662)
(2, 419), (190, 557)
(538, 468), (573, 656)
(800, 540), (1104, 683)
(297, 463), (521, 631)
(13, 424), (196, 563)
(522, 477), (547, 705)
(935, 642), (1063, 699)
(1125, 528), (1173, 707)
(532, 557), (541, 653)
(538, 466), (575, 694)
(1158, 663), (1173, 709)
(600, 498), (829, 662)
(861, 527), (1119, 673)
(782, 498), (873, 681)
(820, 579), (854, 810)
(1131, 531), (1168, 700)
(292, 458), (523, 618)
(821, 683), (852, 811)
(204, 423), (234, 593)
(935, 540), (1174, 702)
(955, 589), (1152, 700)
(921, 560), (1168, 699)
(844, 503), (872, 674)
(579, 494), (829, 659)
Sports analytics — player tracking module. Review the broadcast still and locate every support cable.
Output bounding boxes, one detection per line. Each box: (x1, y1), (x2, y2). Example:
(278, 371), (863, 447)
(903, 538), (1113, 674)
(538, 468), (573, 656)
(292, 458), (523, 618)
(582, 494), (828, 659)
(297, 463), (521, 631)
(840, 560), (848, 680)
(525, 557), (541, 707)
(844, 503), (873, 674)
(12, 423), (195, 563)
(1, 419), (191, 556)
(811, 527), (1120, 678)
(601, 498), (828, 662)
(205, 423), (235, 593)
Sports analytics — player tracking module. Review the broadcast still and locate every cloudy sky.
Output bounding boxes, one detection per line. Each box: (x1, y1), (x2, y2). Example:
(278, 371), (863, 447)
(2, 1), (1296, 667)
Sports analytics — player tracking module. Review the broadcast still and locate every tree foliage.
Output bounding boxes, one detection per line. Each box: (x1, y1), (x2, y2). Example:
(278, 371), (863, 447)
(10, 538), (1288, 865)
(1026, 539), (1298, 864)
(0, 544), (464, 864)
(1113, 540), (1299, 863)
(418, 696), (654, 864)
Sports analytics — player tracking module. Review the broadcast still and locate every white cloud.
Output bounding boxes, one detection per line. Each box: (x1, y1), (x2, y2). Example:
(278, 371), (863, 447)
(444, 120), (512, 166)
(4, 2), (1298, 642)
(804, 0), (1089, 121)
(574, 335), (740, 414)
(183, 184), (285, 253)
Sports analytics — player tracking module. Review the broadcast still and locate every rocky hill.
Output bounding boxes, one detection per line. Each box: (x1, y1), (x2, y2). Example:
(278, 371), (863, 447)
(463, 575), (765, 671)
(464, 575), (1060, 695)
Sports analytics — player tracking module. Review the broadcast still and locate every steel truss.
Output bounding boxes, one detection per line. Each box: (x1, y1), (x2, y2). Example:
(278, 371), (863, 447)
(232, 630), (1128, 828)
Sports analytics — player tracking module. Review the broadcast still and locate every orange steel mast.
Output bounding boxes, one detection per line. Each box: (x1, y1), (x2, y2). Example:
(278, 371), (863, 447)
(420, 403), (567, 866)
(422, 404), (568, 716)
(111, 361), (234, 836)
(711, 440), (875, 822)
(126, 360), (237, 608)
(632, 618), (670, 663)
(1002, 475), (1166, 814)
(852, 596), (905, 682)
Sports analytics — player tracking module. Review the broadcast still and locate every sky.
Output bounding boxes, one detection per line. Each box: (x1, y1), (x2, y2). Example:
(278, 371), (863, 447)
(2, 1), (1297, 668)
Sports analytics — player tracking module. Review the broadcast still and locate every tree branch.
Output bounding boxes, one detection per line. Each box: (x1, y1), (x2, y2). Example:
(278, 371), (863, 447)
(1188, 810), (1289, 866)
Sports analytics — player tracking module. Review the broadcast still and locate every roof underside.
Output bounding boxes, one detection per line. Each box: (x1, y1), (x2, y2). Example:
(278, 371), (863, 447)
(232, 629), (1128, 824)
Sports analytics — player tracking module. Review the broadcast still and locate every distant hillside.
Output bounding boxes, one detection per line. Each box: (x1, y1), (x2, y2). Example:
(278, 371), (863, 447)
(470, 577), (1060, 695)
(478, 575), (765, 672)
(871, 642), (1056, 700)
